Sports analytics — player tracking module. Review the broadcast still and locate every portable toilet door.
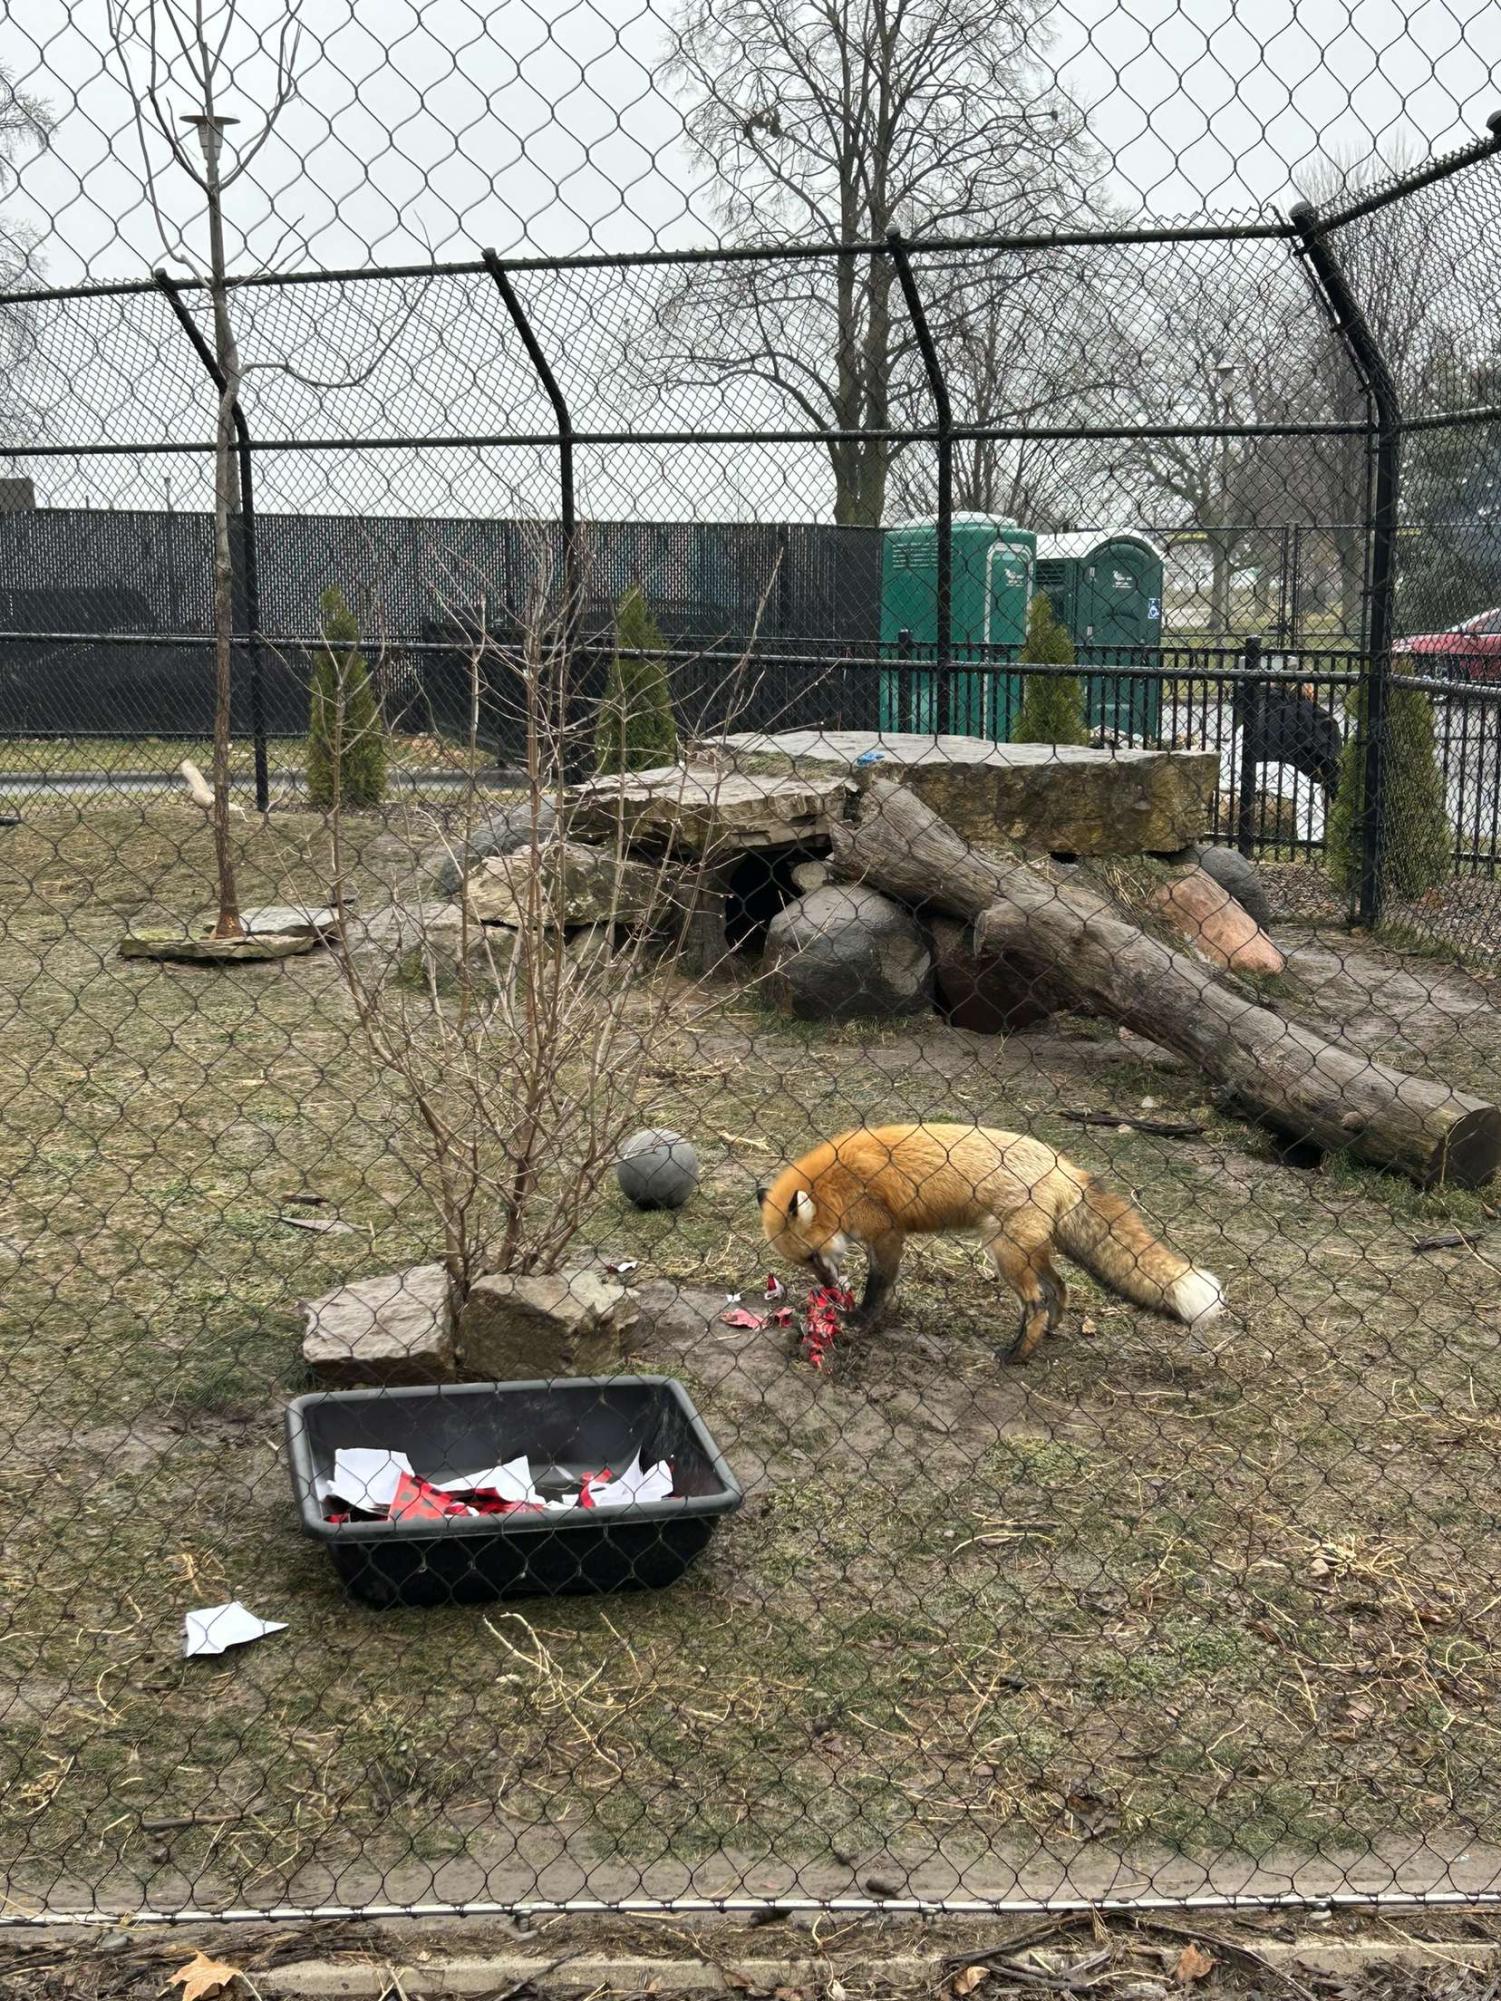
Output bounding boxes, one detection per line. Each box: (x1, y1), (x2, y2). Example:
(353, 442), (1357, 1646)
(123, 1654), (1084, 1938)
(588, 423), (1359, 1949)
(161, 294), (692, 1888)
(983, 528), (1034, 739)
(1030, 531), (1163, 741)
(879, 515), (1033, 737)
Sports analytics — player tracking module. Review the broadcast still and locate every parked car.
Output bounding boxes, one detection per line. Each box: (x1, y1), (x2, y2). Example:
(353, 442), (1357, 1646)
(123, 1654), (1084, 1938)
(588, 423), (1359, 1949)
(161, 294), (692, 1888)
(1397, 608), (1501, 681)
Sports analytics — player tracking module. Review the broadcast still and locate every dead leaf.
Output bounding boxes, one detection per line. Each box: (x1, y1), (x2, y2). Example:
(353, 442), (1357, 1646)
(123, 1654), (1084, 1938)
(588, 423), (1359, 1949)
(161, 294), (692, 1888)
(773, 1988), (804, 2001)
(1174, 1942), (1215, 1985)
(168, 1951), (243, 2001)
(952, 1966), (990, 1995)
(723, 1972), (754, 1993)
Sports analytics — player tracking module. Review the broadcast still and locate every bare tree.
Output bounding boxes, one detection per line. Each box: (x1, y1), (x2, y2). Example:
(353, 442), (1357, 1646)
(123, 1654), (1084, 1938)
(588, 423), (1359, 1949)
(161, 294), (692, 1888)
(1284, 148), (1452, 636)
(0, 62), (54, 445)
(315, 560), (771, 1299)
(1115, 150), (1453, 642)
(887, 247), (1128, 526)
(1087, 235), (1330, 637)
(105, 0), (303, 940)
(656, 0), (1098, 525)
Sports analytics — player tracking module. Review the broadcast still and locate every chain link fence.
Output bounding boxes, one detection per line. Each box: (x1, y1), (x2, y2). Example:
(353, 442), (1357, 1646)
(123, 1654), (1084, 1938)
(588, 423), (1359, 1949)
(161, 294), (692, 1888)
(2, 0), (1501, 1940)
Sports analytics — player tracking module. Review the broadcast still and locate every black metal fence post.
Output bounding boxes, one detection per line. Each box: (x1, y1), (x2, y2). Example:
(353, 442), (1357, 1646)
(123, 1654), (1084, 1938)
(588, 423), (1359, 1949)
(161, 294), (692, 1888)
(153, 270), (270, 813)
(887, 231), (952, 736)
(1290, 202), (1401, 927)
(1236, 632), (1263, 857)
(481, 250), (581, 770)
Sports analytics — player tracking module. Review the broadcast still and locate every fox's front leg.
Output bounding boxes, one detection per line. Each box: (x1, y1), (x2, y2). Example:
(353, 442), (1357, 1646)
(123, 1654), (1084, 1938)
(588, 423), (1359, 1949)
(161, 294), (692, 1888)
(850, 1229), (905, 1328)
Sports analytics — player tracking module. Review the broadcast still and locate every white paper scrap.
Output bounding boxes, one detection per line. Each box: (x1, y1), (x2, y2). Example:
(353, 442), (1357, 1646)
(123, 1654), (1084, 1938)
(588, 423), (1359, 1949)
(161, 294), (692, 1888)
(587, 1455), (674, 1509)
(320, 1447), (414, 1511)
(183, 1600), (287, 1659)
(433, 1455), (536, 1502)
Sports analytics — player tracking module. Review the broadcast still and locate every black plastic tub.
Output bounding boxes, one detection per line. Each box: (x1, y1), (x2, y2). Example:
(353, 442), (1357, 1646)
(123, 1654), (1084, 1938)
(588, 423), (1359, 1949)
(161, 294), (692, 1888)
(284, 1376), (743, 1608)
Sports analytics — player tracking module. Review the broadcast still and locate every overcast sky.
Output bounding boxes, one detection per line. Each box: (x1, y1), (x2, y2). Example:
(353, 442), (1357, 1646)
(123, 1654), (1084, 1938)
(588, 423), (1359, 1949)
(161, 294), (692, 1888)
(3, 0), (1499, 514)
(6, 0), (1501, 281)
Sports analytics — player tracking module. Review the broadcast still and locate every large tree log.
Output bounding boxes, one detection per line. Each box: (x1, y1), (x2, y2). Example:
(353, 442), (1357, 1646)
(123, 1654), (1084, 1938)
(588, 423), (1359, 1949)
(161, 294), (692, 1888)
(830, 778), (1501, 1190)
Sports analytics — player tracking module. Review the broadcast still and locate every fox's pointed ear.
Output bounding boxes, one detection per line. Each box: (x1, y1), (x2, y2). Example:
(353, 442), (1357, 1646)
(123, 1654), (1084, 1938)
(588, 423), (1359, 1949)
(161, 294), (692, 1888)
(755, 1179), (774, 1208)
(792, 1189), (816, 1224)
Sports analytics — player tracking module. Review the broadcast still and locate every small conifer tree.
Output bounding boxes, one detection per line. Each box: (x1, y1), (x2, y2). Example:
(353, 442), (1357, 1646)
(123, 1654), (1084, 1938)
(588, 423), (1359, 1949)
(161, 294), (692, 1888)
(1325, 668), (1451, 901)
(1011, 593), (1091, 746)
(307, 585), (387, 810)
(594, 586), (679, 775)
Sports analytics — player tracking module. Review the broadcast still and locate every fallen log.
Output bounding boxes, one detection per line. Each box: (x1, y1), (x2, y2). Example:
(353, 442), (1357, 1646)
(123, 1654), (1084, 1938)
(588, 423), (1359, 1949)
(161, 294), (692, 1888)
(830, 778), (1501, 1190)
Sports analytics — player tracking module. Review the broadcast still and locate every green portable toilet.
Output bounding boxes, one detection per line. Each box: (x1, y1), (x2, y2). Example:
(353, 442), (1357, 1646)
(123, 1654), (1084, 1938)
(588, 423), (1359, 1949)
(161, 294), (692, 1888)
(879, 514), (1036, 737)
(1032, 531), (1164, 739)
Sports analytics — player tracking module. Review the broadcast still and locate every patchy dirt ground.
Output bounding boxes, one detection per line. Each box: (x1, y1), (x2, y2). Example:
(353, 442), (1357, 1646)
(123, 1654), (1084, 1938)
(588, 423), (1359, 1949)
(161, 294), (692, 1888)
(2, 803), (1500, 1921)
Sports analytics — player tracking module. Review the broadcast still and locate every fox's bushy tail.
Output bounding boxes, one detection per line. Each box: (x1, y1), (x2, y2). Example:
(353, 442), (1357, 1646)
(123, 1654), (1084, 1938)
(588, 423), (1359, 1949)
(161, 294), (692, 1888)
(1055, 1177), (1223, 1326)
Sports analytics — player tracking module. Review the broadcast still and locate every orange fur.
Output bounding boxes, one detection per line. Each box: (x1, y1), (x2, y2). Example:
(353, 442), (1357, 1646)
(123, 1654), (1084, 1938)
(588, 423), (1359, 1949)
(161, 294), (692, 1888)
(760, 1123), (1223, 1362)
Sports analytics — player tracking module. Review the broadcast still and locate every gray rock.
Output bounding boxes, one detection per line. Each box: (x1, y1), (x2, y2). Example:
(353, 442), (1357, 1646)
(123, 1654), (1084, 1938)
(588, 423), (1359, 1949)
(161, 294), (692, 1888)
(466, 840), (659, 930)
(302, 1263), (456, 1387)
(350, 901), (615, 989)
(431, 799), (558, 895)
(457, 1269), (639, 1380)
(1184, 842), (1272, 929)
(616, 1129), (700, 1210)
(790, 859), (829, 893)
(762, 884), (932, 1020)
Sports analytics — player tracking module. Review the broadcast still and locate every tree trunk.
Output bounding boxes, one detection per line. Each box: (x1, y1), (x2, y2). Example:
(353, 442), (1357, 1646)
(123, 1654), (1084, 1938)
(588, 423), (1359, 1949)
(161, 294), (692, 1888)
(205, 140), (243, 940)
(830, 778), (1501, 1189)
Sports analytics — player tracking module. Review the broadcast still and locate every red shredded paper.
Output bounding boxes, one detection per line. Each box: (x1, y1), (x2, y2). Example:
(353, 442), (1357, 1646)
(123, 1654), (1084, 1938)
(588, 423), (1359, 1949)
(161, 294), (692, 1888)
(801, 1284), (855, 1370)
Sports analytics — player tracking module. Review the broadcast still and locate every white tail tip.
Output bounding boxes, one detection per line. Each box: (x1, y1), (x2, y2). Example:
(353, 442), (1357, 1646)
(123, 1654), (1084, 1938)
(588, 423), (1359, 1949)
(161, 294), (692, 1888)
(1170, 1267), (1224, 1327)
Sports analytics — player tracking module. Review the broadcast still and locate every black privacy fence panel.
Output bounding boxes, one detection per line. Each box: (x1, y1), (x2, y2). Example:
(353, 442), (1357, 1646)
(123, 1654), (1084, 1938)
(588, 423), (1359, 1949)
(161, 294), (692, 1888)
(0, 509), (884, 738)
(2, 57), (1501, 1942)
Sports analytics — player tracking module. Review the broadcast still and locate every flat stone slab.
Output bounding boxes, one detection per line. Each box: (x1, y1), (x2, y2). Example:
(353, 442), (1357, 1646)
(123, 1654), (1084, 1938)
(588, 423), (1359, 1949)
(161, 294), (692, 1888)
(570, 764), (847, 854)
(722, 730), (1217, 857)
(231, 903), (339, 937)
(121, 928), (317, 963)
(302, 1262), (456, 1387)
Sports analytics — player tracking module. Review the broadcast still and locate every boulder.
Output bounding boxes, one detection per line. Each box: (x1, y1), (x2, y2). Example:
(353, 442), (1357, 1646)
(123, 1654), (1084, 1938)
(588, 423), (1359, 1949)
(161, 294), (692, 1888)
(457, 1269), (639, 1380)
(431, 800), (557, 895)
(1148, 865), (1287, 975)
(302, 1263), (456, 1387)
(570, 765), (846, 855)
(466, 841), (659, 930)
(723, 730), (1217, 858)
(1184, 843), (1273, 930)
(348, 900), (613, 988)
(928, 915), (1058, 1033)
(763, 884), (932, 1020)
(790, 859), (830, 893)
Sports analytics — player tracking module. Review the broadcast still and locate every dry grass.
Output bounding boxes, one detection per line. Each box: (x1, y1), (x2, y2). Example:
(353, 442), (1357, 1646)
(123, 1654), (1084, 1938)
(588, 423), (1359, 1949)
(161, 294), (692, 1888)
(1, 801), (1500, 1913)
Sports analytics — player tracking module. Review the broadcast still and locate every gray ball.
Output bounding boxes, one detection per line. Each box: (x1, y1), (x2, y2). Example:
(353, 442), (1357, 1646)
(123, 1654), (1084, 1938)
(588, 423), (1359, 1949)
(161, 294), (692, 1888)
(616, 1129), (699, 1211)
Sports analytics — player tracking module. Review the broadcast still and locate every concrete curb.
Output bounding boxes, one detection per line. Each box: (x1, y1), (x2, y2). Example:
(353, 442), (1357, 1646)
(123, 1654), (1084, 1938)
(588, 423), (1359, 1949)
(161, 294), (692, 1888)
(257, 1939), (1501, 1996)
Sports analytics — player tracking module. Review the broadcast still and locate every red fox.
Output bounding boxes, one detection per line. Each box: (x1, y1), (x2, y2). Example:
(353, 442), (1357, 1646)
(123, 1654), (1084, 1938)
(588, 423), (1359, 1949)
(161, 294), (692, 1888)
(758, 1122), (1223, 1363)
